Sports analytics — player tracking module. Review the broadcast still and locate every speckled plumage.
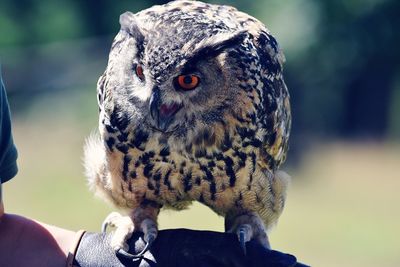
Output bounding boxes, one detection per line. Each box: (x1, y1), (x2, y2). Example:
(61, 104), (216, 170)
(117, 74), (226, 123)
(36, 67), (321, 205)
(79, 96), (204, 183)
(84, 0), (291, 250)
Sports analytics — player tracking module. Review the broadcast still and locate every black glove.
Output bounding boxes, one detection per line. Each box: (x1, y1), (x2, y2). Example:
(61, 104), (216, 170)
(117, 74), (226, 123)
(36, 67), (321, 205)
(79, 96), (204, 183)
(73, 229), (308, 267)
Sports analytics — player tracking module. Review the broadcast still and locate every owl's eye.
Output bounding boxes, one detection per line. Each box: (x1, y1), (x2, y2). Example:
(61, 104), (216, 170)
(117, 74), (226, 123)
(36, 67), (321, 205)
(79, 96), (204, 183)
(176, 75), (200, 90)
(135, 64), (145, 80)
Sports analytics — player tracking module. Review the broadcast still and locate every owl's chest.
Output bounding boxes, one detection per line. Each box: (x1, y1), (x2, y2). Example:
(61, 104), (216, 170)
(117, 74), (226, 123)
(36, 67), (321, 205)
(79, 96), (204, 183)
(110, 137), (257, 210)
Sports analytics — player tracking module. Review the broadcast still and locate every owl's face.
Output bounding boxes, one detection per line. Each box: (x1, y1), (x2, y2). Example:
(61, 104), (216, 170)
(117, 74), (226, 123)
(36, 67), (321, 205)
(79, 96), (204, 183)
(99, 8), (249, 136)
(130, 39), (239, 135)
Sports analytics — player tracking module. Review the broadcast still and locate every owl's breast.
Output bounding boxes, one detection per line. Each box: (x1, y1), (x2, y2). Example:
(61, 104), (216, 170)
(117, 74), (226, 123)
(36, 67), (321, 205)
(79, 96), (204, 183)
(104, 123), (267, 214)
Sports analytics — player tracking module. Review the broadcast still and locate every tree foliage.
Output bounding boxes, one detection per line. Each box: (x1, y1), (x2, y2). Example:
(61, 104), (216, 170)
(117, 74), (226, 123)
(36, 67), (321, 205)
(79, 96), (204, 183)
(0, 0), (398, 140)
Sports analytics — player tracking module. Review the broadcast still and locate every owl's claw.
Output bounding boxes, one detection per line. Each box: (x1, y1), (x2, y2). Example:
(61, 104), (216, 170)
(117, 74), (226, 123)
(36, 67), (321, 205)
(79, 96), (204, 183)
(237, 224), (252, 255)
(239, 228), (246, 254)
(226, 213), (270, 255)
(116, 232), (155, 261)
(102, 212), (158, 260)
(101, 218), (112, 233)
(102, 212), (135, 252)
(116, 222), (156, 261)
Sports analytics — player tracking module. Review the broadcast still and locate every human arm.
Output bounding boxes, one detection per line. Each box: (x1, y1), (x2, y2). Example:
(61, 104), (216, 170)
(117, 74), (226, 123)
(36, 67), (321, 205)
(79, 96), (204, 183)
(0, 200), (77, 267)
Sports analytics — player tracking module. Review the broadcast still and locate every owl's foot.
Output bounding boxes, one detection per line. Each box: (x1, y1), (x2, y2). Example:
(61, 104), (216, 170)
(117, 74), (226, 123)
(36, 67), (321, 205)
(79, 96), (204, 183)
(102, 212), (134, 252)
(225, 213), (270, 255)
(102, 210), (158, 260)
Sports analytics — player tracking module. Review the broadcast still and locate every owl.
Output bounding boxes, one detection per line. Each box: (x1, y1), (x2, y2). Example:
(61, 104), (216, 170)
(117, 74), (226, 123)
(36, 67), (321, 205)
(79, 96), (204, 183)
(84, 0), (291, 257)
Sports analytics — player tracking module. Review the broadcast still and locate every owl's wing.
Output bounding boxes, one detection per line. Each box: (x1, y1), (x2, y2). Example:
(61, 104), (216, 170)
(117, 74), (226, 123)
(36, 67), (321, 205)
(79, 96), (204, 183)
(253, 30), (291, 171)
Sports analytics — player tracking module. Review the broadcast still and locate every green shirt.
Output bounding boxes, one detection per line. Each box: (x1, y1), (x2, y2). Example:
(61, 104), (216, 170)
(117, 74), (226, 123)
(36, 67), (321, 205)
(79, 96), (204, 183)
(0, 72), (18, 184)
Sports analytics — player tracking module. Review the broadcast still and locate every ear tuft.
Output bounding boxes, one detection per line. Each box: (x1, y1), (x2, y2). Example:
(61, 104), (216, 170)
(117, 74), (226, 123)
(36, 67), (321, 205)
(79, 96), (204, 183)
(119, 11), (145, 45)
(208, 30), (248, 54)
(119, 12), (136, 32)
(182, 31), (248, 68)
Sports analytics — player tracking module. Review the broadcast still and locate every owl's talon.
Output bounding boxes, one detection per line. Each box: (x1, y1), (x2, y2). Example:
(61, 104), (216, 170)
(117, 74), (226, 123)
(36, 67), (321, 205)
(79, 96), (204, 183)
(237, 224), (252, 255)
(101, 212), (135, 253)
(145, 232), (156, 245)
(226, 213), (271, 253)
(102, 212), (158, 260)
(239, 228), (247, 254)
(101, 220), (110, 233)
(118, 218), (157, 259)
(116, 237), (153, 261)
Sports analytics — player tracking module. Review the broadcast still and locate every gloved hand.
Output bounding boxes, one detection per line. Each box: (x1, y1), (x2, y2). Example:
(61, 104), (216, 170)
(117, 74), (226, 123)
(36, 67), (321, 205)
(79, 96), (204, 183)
(73, 229), (308, 267)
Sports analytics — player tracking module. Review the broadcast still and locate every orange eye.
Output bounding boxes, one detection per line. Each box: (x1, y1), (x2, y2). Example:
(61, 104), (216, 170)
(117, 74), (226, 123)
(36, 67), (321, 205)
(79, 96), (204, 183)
(135, 65), (145, 80)
(176, 75), (200, 90)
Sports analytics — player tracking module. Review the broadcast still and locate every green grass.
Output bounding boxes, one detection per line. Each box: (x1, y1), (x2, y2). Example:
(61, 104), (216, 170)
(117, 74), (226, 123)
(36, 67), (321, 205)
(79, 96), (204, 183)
(271, 143), (400, 266)
(4, 91), (400, 267)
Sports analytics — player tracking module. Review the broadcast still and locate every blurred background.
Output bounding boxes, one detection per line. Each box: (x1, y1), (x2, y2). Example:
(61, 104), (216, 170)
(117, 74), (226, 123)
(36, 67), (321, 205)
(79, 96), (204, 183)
(1, 0), (399, 266)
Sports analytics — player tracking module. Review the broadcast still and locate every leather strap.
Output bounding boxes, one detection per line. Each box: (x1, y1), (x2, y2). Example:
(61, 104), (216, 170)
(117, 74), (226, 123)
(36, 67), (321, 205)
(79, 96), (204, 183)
(66, 230), (86, 267)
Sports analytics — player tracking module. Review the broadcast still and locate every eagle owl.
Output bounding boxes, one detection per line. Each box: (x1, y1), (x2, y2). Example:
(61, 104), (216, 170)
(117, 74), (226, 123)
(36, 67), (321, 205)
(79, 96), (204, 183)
(84, 0), (291, 256)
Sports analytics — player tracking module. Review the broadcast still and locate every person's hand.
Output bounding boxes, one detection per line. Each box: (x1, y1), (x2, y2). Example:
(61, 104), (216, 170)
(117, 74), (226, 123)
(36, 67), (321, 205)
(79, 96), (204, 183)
(73, 229), (306, 267)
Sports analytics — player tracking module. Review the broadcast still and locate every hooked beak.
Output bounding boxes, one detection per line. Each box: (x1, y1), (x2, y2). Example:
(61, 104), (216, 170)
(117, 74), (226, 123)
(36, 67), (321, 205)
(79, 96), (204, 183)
(149, 88), (182, 132)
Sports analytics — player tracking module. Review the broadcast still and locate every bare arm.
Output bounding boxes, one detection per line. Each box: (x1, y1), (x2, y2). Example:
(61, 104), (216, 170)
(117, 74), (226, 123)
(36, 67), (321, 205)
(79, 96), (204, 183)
(0, 192), (77, 267)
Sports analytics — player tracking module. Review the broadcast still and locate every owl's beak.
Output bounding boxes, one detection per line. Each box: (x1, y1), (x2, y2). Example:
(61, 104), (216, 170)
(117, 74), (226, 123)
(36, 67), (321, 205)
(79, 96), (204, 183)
(149, 89), (182, 132)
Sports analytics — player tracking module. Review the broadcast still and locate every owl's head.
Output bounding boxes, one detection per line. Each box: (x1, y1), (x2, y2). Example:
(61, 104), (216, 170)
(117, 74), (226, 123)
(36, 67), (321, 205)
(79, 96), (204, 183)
(97, 1), (288, 163)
